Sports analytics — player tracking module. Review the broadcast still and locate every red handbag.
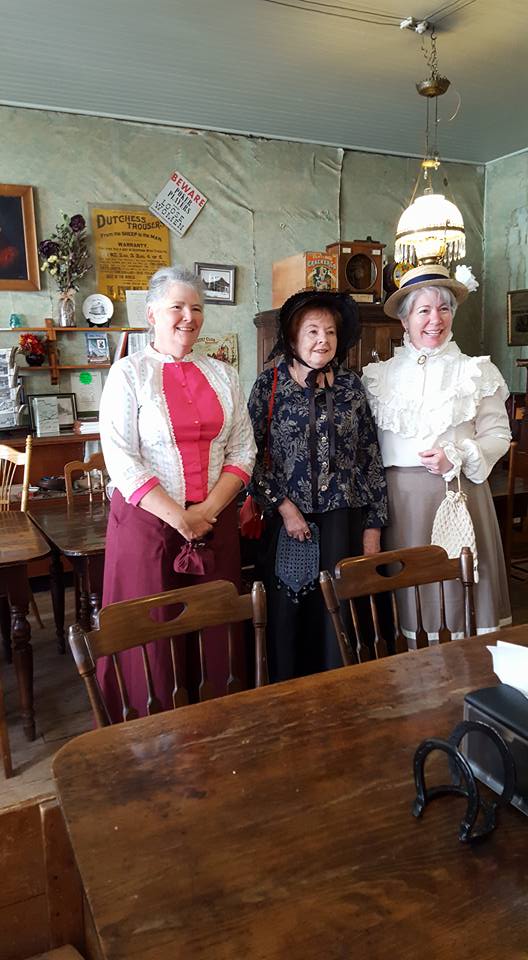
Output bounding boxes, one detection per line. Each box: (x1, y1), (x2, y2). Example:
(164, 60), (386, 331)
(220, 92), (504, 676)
(239, 494), (265, 539)
(239, 366), (278, 540)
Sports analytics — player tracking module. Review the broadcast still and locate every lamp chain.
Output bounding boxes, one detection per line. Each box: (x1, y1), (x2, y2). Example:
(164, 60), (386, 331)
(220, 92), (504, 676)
(421, 30), (439, 81)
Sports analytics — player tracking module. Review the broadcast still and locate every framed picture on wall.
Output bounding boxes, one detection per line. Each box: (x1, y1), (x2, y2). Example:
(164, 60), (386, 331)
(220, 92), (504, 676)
(194, 262), (236, 305)
(0, 184), (40, 291)
(28, 392), (78, 432)
(507, 289), (528, 346)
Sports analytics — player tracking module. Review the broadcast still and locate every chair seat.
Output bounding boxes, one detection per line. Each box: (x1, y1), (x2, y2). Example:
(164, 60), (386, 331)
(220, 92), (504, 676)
(26, 948), (84, 960)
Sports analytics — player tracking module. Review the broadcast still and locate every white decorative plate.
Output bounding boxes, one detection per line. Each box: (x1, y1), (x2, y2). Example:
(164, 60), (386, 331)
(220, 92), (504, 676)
(82, 294), (114, 325)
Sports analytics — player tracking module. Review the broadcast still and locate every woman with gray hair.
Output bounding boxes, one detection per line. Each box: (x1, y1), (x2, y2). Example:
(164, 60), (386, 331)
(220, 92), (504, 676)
(362, 263), (511, 639)
(98, 265), (256, 720)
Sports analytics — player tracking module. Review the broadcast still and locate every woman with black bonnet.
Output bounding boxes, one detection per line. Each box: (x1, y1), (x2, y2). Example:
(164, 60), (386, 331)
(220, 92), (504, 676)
(248, 289), (388, 682)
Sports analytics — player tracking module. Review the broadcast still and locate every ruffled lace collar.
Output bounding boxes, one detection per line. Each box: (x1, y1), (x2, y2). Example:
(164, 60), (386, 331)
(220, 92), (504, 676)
(400, 331), (454, 360)
(362, 338), (507, 439)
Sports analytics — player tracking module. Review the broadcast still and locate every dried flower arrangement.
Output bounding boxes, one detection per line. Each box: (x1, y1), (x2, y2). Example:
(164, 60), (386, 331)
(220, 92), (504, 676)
(38, 213), (91, 293)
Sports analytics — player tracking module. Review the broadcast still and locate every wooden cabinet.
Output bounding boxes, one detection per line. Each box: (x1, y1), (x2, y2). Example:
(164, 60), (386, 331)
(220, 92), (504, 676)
(2, 431), (99, 486)
(254, 302), (403, 374)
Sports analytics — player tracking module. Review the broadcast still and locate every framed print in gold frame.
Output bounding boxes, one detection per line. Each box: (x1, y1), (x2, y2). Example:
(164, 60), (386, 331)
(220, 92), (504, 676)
(507, 289), (528, 347)
(0, 184), (40, 291)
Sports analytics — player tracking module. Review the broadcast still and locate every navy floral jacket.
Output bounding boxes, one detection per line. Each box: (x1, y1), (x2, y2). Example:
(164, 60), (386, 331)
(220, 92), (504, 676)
(247, 362), (388, 529)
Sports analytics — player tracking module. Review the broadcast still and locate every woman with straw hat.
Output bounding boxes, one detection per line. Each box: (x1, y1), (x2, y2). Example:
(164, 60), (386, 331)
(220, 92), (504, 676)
(362, 263), (512, 640)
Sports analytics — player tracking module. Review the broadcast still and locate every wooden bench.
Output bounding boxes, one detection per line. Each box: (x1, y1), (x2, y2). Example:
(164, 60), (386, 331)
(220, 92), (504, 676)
(0, 797), (87, 960)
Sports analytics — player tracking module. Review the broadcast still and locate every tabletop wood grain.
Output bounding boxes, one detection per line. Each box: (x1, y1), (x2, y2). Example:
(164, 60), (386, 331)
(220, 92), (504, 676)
(29, 499), (108, 556)
(0, 512), (50, 566)
(54, 626), (528, 960)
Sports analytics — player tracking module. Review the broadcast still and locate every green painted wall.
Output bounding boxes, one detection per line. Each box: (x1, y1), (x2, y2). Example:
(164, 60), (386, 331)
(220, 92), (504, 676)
(0, 105), (485, 402)
(483, 151), (528, 393)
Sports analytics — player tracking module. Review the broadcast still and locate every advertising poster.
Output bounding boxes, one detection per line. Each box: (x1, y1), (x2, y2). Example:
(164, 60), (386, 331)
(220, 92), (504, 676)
(192, 334), (238, 369)
(90, 206), (170, 301)
(149, 171), (208, 237)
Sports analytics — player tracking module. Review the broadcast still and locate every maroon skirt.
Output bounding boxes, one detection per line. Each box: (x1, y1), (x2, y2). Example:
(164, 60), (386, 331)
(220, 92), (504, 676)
(97, 491), (243, 721)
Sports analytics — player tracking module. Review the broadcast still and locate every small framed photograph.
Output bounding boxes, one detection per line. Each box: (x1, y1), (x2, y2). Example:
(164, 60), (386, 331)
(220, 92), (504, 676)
(194, 262), (236, 305)
(85, 331), (110, 364)
(0, 184), (41, 291)
(28, 392), (78, 433)
(507, 289), (528, 346)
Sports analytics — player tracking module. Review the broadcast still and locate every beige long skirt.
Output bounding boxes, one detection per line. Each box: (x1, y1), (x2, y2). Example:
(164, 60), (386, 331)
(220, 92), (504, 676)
(383, 466), (511, 640)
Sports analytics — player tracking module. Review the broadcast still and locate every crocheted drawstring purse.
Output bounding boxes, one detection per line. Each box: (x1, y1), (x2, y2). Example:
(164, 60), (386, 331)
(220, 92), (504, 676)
(431, 475), (479, 582)
(275, 522), (320, 602)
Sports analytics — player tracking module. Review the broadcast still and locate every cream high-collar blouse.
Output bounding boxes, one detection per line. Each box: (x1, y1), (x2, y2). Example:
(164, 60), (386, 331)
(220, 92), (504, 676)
(361, 334), (511, 483)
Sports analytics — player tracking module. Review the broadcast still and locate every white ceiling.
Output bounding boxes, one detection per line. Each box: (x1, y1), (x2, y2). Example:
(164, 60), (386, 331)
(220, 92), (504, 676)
(1, 0), (527, 164)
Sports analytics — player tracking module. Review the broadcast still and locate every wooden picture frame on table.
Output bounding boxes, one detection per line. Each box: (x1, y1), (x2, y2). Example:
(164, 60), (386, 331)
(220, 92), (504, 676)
(194, 262), (236, 305)
(0, 184), (40, 291)
(507, 289), (528, 346)
(28, 392), (78, 433)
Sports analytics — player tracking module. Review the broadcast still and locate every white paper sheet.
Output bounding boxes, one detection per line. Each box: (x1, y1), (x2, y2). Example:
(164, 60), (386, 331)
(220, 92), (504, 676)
(125, 290), (148, 328)
(487, 640), (528, 699)
(70, 370), (103, 412)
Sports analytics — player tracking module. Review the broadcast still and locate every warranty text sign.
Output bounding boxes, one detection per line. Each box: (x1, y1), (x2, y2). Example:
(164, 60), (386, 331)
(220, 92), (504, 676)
(91, 206), (170, 301)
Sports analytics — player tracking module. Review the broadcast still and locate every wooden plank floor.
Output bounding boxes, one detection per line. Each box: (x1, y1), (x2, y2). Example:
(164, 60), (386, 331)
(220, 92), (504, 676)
(0, 577), (527, 810)
(0, 586), (92, 808)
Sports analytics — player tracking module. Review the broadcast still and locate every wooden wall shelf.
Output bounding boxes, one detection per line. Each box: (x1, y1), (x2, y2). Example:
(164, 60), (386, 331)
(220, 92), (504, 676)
(4, 319), (148, 384)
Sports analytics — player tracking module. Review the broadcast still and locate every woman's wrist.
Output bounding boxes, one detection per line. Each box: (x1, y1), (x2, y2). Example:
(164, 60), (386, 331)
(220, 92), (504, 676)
(278, 497), (295, 518)
(362, 527), (381, 555)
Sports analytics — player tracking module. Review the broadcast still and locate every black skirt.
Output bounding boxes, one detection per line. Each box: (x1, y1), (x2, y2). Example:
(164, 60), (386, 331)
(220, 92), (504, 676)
(257, 507), (364, 682)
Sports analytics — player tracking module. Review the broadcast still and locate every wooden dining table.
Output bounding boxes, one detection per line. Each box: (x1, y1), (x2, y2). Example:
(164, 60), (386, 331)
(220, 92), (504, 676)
(53, 624), (528, 960)
(0, 511), (50, 740)
(29, 497), (108, 651)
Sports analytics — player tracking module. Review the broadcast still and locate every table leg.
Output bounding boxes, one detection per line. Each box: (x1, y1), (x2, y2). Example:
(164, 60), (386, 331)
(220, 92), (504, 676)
(87, 555), (104, 631)
(74, 560), (92, 633)
(0, 670), (13, 778)
(8, 569), (35, 741)
(49, 549), (66, 654)
(0, 595), (12, 663)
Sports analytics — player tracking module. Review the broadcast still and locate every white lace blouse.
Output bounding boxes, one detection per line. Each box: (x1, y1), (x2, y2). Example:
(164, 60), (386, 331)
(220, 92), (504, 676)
(361, 334), (511, 483)
(99, 345), (256, 504)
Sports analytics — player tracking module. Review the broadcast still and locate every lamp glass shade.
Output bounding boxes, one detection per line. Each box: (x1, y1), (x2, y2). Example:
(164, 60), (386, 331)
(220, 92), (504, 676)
(395, 193), (466, 265)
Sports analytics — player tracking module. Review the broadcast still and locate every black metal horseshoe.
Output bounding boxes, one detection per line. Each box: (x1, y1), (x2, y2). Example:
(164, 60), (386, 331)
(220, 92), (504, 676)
(412, 737), (489, 842)
(448, 719), (517, 806)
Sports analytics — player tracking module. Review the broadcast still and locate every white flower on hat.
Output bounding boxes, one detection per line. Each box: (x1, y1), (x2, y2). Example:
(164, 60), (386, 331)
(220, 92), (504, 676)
(455, 264), (479, 293)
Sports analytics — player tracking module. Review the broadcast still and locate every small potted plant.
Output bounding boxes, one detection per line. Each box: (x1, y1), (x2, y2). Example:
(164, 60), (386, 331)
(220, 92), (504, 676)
(38, 213), (91, 327)
(18, 333), (47, 367)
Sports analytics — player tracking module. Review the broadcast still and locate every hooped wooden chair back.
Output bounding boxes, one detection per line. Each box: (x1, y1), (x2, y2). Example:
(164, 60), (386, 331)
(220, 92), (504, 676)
(504, 440), (528, 582)
(64, 451), (106, 505)
(69, 579), (268, 726)
(0, 435), (32, 511)
(320, 545), (476, 665)
(0, 434), (43, 648)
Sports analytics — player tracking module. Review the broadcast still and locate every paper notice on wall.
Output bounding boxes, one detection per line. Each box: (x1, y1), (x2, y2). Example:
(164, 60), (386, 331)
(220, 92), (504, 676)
(149, 171), (208, 237)
(125, 290), (148, 328)
(70, 369), (103, 412)
(90, 205), (171, 301)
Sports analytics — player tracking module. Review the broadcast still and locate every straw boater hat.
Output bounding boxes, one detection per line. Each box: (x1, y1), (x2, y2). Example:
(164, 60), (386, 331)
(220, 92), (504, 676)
(383, 264), (469, 320)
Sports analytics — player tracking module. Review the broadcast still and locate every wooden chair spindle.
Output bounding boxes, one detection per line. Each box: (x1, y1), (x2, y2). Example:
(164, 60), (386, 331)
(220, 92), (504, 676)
(140, 644), (162, 715)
